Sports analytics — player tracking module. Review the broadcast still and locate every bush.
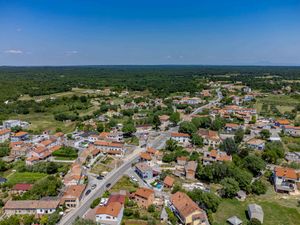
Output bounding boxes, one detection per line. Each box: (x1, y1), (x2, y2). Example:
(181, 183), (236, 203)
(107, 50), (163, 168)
(251, 180), (267, 195)
(90, 198), (100, 209)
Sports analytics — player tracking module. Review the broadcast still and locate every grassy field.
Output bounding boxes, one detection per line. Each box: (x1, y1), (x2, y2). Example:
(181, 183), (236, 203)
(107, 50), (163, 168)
(7, 172), (47, 186)
(212, 186), (300, 225)
(110, 176), (137, 193)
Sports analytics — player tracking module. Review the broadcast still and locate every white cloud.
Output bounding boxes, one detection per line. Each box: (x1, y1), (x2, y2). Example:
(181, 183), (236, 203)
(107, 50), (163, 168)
(4, 49), (23, 54)
(65, 50), (78, 56)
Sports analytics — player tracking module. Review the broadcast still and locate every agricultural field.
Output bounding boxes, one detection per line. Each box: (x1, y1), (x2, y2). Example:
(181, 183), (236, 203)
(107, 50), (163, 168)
(256, 94), (299, 113)
(212, 185), (300, 225)
(6, 172), (47, 186)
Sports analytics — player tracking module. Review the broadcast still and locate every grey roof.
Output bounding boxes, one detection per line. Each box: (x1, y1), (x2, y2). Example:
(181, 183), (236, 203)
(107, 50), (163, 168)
(248, 204), (264, 223)
(237, 190), (246, 197)
(227, 216), (242, 225)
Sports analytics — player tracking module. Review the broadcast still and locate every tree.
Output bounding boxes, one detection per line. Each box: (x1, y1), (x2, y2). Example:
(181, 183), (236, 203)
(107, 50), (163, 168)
(191, 133), (204, 147)
(189, 151), (200, 161)
(169, 112), (180, 125)
(262, 141), (285, 164)
(234, 128), (244, 143)
(251, 180), (267, 195)
(147, 204), (155, 213)
(90, 197), (100, 209)
(220, 178), (239, 198)
(0, 160), (8, 172)
(122, 122), (136, 136)
(152, 114), (161, 130)
(188, 189), (221, 212)
(220, 138), (238, 155)
(179, 121), (197, 134)
(210, 116), (225, 131)
(191, 117), (211, 129)
(162, 153), (176, 163)
(259, 129), (271, 140)
(96, 123), (104, 132)
(243, 155), (266, 176)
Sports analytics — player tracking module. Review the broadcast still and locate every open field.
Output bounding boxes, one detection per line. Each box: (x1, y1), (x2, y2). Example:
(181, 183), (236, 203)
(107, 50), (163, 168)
(7, 172), (47, 186)
(256, 94), (299, 108)
(10, 113), (76, 133)
(110, 176), (137, 193)
(212, 186), (300, 225)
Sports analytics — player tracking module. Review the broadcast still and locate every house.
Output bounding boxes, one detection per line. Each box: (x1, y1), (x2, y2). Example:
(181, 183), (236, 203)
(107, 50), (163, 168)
(94, 141), (125, 156)
(159, 115), (170, 129)
(140, 152), (152, 162)
(95, 201), (124, 225)
(246, 138), (265, 150)
(247, 204), (264, 224)
(282, 125), (300, 137)
(0, 129), (10, 143)
(285, 152), (300, 163)
(185, 161), (198, 179)
(171, 133), (190, 145)
(203, 150), (232, 165)
(198, 129), (221, 148)
(146, 147), (157, 156)
(10, 142), (31, 158)
(63, 162), (84, 186)
(224, 123), (242, 133)
(134, 187), (155, 208)
(236, 190), (246, 201)
(275, 119), (290, 127)
(163, 176), (175, 188)
(25, 157), (40, 166)
(169, 192), (208, 225)
(3, 120), (29, 129)
(227, 216), (242, 225)
(273, 167), (300, 193)
(60, 184), (86, 208)
(11, 131), (29, 142)
(11, 183), (33, 195)
(4, 200), (60, 216)
(135, 162), (153, 180)
(177, 156), (188, 166)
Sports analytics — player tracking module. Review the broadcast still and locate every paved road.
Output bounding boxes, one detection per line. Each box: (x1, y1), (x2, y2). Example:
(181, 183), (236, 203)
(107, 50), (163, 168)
(58, 149), (141, 225)
(190, 88), (223, 116)
(59, 126), (175, 225)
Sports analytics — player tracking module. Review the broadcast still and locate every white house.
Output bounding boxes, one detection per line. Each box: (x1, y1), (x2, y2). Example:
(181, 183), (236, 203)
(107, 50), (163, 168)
(171, 132), (190, 144)
(95, 202), (124, 225)
(0, 129), (10, 143)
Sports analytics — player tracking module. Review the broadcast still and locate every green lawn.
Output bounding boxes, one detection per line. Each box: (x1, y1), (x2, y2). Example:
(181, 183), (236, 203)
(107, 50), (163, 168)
(7, 172), (47, 186)
(110, 176), (137, 193)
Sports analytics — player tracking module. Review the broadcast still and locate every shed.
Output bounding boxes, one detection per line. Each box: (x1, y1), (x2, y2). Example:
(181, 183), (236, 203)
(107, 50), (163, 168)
(227, 216), (242, 225)
(248, 204), (264, 223)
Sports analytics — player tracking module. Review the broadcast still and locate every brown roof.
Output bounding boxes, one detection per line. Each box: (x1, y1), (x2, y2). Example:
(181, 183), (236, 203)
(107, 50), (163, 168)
(275, 167), (298, 180)
(94, 141), (123, 148)
(146, 147), (157, 154)
(163, 176), (175, 187)
(225, 123), (239, 128)
(247, 138), (265, 145)
(171, 132), (190, 137)
(0, 129), (10, 136)
(12, 183), (33, 191)
(96, 202), (123, 217)
(62, 185), (86, 199)
(40, 139), (53, 147)
(140, 152), (152, 161)
(4, 200), (60, 210)
(54, 132), (64, 137)
(276, 119), (290, 125)
(135, 187), (154, 200)
(171, 192), (204, 219)
(13, 131), (28, 137)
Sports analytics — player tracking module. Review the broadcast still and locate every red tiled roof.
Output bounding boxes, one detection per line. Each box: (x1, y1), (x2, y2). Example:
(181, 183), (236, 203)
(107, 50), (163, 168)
(12, 183), (33, 191)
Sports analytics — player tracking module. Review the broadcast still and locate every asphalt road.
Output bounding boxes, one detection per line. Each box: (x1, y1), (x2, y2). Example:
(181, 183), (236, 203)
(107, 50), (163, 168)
(59, 127), (173, 225)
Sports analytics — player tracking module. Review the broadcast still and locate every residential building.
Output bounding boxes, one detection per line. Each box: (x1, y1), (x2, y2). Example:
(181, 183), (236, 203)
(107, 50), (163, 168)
(224, 123), (242, 133)
(94, 141), (125, 156)
(135, 162), (153, 180)
(283, 125), (300, 137)
(169, 192), (208, 225)
(275, 119), (290, 127)
(3, 120), (29, 129)
(95, 201), (124, 225)
(177, 156), (188, 166)
(0, 129), (10, 143)
(4, 200), (60, 216)
(163, 176), (175, 188)
(273, 167), (300, 193)
(246, 138), (265, 150)
(285, 152), (300, 163)
(11, 131), (29, 142)
(63, 162), (84, 186)
(60, 184), (86, 208)
(185, 161), (198, 179)
(11, 183), (33, 195)
(198, 129), (221, 148)
(203, 150), (232, 165)
(247, 204), (264, 224)
(140, 152), (152, 162)
(171, 132), (190, 145)
(134, 187), (155, 208)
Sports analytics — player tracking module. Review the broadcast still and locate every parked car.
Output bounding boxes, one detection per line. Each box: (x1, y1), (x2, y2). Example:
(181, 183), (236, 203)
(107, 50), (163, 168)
(106, 183), (111, 188)
(85, 189), (91, 195)
(91, 184), (97, 190)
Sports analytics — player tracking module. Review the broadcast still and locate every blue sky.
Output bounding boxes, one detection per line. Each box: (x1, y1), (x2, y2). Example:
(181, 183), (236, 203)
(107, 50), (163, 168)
(0, 0), (300, 66)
